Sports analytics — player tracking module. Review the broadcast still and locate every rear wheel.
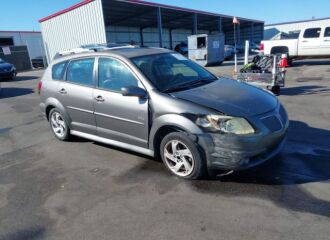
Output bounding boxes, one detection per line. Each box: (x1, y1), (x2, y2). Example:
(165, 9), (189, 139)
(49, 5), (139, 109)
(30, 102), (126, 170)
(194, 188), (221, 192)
(49, 108), (71, 141)
(160, 132), (205, 179)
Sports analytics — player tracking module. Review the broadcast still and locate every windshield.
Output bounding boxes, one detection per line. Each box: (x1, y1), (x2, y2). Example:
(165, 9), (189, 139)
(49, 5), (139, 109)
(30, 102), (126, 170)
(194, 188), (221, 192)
(131, 53), (217, 92)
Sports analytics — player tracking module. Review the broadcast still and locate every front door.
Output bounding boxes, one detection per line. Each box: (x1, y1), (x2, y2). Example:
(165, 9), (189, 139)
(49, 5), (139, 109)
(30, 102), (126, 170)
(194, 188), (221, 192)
(57, 57), (96, 135)
(299, 28), (321, 56)
(93, 57), (149, 148)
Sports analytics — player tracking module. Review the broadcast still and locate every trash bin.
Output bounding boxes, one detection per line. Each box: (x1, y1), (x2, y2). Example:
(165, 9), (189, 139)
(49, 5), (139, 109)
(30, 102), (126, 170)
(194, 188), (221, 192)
(188, 34), (224, 66)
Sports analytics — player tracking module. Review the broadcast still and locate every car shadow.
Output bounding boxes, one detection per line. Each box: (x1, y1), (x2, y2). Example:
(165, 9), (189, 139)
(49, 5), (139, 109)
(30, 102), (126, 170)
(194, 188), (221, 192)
(0, 226), (46, 240)
(0, 76), (39, 82)
(0, 88), (34, 99)
(281, 85), (330, 96)
(221, 61), (244, 67)
(292, 59), (330, 66)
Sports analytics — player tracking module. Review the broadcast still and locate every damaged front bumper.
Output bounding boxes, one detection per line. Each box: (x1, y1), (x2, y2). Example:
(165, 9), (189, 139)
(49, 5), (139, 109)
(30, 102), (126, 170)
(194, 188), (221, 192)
(198, 130), (287, 171)
(197, 105), (289, 171)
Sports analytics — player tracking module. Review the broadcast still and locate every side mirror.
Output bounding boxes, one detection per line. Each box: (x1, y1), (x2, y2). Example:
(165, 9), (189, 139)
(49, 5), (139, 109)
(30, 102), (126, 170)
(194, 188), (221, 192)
(121, 86), (147, 98)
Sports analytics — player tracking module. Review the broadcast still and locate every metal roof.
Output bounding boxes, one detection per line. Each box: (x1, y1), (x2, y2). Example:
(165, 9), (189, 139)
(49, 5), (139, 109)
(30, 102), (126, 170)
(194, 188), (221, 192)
(39, 0), (263, 30)
(101, 0), (263, 32)
(114, 0), (263, 22)
(265, 17), (330, 27)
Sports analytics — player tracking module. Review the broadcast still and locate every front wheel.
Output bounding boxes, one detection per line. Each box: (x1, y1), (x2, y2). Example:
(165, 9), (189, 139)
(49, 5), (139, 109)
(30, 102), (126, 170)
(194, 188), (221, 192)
(160, 132), (206, 179)
(9, 72), (17, 81)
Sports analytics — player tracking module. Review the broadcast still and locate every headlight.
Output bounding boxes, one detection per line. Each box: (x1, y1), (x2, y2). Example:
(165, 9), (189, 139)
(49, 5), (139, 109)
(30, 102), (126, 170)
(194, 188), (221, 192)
(195, 115), (255, 135)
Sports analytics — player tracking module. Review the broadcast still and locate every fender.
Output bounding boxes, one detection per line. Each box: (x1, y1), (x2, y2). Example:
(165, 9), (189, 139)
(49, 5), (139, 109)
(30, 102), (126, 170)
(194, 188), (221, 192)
(148, 114), (203, 150)
(45, 97), (72, 127)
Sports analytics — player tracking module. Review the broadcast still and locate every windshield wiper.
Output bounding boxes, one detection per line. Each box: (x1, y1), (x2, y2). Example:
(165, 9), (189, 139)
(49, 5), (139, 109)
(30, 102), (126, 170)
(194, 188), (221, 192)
(162, 78), (215, 93)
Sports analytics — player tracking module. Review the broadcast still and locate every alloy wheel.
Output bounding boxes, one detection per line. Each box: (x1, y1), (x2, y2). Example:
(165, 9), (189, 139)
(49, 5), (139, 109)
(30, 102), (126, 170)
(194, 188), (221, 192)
(50, 112), (67, 138)
(163, 140), (194, 177)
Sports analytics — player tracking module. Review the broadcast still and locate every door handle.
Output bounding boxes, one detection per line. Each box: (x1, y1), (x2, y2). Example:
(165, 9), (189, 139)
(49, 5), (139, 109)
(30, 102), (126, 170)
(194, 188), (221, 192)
(324, 39), (330, 42)
(95, 96), (104, 102)
(302, 40), (309, 43)
(59, 88), (67, 94)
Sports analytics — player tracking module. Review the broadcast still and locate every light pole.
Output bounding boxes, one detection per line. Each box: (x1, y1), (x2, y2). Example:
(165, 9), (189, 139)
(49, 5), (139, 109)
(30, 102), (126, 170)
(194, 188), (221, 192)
(233, 16), (240, 75)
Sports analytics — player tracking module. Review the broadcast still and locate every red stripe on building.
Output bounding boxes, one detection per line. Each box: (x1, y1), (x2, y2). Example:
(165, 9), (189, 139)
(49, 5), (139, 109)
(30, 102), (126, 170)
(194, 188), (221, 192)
(39, 0), (95, 23)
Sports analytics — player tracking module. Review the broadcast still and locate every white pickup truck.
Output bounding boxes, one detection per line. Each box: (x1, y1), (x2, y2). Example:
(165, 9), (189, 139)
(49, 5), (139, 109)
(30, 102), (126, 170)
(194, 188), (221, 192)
(260, 26), (330, 62)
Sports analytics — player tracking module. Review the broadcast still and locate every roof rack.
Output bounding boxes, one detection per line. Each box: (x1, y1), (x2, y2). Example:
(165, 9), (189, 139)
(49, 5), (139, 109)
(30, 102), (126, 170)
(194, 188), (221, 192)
(53, 43), (137, 60)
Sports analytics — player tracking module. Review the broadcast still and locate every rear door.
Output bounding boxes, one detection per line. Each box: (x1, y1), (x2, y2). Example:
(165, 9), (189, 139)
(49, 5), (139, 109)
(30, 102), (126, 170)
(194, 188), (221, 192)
(320, 27), (330, 55)
(299, 28), (322, 56)
(93, 57), (149, 148)
(56, 57), (96, 135)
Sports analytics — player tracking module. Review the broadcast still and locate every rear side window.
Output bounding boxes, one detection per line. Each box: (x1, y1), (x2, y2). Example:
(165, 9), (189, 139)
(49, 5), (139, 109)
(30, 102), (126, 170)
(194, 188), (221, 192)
(52, 61), (67, 80)
(66, 58), (95, 87)
(324, 27), (330, 37)
(303, 28), (321, 38)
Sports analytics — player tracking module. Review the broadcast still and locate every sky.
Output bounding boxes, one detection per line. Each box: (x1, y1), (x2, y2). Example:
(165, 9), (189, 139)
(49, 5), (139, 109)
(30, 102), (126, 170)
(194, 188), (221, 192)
(0, 0), (329, 31)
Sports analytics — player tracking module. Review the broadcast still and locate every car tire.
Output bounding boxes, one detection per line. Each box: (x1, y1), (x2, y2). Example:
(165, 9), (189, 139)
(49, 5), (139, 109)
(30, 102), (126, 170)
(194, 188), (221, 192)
(49, 108), (71, 141)
(9, 72), (17, 81)
(271, 86), (281, 95)
(160, 132), (206, 179)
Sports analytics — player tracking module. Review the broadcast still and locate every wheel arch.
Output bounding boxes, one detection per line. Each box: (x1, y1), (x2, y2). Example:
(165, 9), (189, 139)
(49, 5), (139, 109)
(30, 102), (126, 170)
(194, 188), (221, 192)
(270, 46), (289, 55)
(149, 114), (203, 156)
(44, 98), (71, 125)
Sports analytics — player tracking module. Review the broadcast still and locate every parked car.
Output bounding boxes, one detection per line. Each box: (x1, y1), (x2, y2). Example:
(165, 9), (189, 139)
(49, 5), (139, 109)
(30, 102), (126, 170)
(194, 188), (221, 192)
(235, 44), (245, 54)
(249, 42), (260, 53)
(39, 47), (289, 179)
(224, 45), (234, 59)
(260, 26), (330, 63)
(174, 41), (188, 55)
(233, 42), (260, 54)
(0, 58), (17, 80)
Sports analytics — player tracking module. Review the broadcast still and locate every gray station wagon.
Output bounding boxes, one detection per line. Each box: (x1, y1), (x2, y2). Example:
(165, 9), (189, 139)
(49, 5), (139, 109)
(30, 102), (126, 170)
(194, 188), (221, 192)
(39, 47), (289, 179)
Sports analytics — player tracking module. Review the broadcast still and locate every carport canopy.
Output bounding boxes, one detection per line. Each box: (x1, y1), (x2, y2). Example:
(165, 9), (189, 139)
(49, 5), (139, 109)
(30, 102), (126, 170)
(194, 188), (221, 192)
(101, 0), (263, 47)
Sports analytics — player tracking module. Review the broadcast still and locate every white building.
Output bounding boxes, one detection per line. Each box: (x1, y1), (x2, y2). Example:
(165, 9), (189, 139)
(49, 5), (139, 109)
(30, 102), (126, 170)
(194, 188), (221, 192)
(264, 17), (330, 40)
(39, 0), (264, 62)
(0, 30), (45, 59)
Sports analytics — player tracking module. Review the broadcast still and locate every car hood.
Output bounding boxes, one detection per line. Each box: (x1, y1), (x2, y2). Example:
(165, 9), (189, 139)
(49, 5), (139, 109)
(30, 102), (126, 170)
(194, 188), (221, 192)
(171, 77), (278, 117)
(0, 62), (13, 70)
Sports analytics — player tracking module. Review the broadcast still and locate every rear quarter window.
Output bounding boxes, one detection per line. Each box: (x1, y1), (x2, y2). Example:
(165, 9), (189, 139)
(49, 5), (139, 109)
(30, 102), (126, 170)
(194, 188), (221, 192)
(324, 27), (330, 37)
(52, 61), (68, 80)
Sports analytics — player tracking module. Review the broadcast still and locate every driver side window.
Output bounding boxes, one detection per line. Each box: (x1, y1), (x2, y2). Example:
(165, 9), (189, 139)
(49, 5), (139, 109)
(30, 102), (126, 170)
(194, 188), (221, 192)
(98, 57), (138, 92)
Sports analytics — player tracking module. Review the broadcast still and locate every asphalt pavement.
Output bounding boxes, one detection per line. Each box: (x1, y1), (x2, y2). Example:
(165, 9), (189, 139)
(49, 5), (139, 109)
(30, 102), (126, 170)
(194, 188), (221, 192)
(0, 60), (330, 240)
